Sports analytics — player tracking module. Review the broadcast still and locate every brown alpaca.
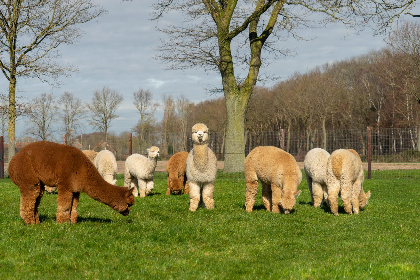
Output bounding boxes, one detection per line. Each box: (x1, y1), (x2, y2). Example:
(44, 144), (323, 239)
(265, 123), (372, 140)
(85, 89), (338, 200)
(166, 151), (189, 195)
(45, 149), (98, 194)
(8, 141), (135, 225)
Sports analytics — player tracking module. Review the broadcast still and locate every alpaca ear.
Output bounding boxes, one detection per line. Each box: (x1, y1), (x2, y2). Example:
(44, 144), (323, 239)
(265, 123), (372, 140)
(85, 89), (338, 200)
(294, 190), (302, 198)
(366, 191), (371, 199)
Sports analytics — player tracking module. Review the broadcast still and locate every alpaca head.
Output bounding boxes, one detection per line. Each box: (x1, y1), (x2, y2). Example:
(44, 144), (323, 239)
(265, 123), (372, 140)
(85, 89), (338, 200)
(168, 175), (184, 195)
(359, 190), (371, 209)
(147, 146), (160, 159)
(280, 190), (302, 214)
(191, 123), (209, 145)
(116, 188), (135, 216)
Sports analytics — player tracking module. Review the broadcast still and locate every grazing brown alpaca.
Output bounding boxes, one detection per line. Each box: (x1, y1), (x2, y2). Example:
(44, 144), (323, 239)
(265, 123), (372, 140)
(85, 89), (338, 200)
(166, 151), (189, 195)
(8, 141), (135, 225)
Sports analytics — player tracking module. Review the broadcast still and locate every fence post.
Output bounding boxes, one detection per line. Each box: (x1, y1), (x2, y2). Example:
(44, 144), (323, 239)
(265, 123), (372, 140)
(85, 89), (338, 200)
(129, 133), (132, 156)
(63, 134), (67, 145)
(0, 136), (3, 179)
(367, 127), (372, 179)
(281, 129), (285, 150)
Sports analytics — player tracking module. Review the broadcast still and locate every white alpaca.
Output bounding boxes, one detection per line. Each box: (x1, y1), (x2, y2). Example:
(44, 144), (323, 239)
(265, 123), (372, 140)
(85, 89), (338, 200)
(304, 148), (330, 208)
(94, 149), (118, 185)
(186, 123), (217, 211)
(124, 146), (160, 197)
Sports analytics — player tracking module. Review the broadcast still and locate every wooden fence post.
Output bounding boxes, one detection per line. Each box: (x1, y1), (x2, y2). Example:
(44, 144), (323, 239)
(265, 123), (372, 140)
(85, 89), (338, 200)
(367, 127), (372, 179)
(281, 129), (285, 150)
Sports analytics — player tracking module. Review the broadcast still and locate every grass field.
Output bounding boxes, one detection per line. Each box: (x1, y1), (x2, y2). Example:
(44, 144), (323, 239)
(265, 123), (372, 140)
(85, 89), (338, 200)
(0, 170), (419, 279)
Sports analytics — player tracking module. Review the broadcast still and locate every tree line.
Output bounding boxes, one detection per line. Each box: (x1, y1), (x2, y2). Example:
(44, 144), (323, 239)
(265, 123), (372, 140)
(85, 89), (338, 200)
(5, 29), (419, 160)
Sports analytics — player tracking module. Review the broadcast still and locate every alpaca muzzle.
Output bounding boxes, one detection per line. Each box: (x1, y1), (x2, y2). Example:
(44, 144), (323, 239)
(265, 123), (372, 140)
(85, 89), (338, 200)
(120, 208), (130, 216)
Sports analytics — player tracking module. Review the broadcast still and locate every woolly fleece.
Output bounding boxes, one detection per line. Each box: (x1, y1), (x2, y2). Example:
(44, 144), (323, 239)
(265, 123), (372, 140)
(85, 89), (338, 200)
(245, 146), (302, 214)
(304, 148), (330, 207)
(124, 146), (160, 197)
(166, 151), (189, 195)
(186, 123), (217, 211)
(82, 150), (98, 163)
(94, 149), (118, 184)
(326, 149), (371, 215)
(8, 141), (134, 224)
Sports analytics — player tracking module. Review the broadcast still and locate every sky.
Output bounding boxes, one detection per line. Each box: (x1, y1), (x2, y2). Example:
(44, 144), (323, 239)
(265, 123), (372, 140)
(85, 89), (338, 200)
(4, 0), (420, 138)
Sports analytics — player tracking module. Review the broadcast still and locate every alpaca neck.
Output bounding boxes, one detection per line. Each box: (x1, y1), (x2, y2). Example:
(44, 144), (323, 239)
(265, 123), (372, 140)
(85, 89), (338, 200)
(83, 176), (124, 206)
(193, 143), (208, 170)
(146, 156), (158, 174)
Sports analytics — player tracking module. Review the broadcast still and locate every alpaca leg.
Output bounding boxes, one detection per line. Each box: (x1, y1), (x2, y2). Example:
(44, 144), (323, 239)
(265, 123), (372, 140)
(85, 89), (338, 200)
(70, 192), (80, 224)
(340, 180), (353, 215)
(271, 183), (281, 213)
(352, 183), (361, 214)
(145, 180), (154, 196)
(138, 180), (147, 198)
(19, 184), (43, 224)
(261, 182), (272, 212)
(124, 168), (132, 189)
(130, 177), (139, 197)
(311, 182), (324, 208)
(188, 182), (201, 211)
(202, 182), (215, 209)
(56, 190), (75, 223)
(322, 184), (328, 207)
(184, 179), (189, 194)
(245, 179), (258, 212)
(327, 183), (340, 216)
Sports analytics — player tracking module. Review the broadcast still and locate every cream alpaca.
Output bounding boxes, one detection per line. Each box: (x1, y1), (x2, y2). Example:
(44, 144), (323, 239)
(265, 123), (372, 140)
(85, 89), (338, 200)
(124, 146), (160, 197)
(245, 146), (302, 214)
(326, 149), (371, 216)
(94, 149), (118, 185)
(304, 148), (330, 207)
(186, 123), (217, 211)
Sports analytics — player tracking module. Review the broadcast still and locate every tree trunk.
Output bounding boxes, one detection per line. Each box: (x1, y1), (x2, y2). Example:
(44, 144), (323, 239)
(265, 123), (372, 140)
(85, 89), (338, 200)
(223, 94), (247, 172)
(8, 76), (16, 161)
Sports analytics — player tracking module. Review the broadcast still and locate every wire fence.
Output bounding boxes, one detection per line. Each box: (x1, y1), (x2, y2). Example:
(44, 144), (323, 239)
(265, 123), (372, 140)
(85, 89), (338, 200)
(4, 126), (420, 179)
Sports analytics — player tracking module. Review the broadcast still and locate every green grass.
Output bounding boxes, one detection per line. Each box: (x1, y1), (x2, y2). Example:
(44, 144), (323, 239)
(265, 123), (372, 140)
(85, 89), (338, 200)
(1, 170), (420, 279)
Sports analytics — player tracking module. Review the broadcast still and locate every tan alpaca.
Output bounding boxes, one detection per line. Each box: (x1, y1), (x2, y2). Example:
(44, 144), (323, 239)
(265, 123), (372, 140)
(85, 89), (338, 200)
(166, 151), (189, 195)
(245, 146), (302, 214)
(82, 150), (98, 163)
(326, 149), (371, 216)
(8, 141), (135, 224)
(186, 123), (217, 211)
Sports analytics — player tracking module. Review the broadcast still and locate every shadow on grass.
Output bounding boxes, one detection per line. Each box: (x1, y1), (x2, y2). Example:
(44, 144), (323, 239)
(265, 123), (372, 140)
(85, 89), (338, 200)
(38, 214), (112, 224)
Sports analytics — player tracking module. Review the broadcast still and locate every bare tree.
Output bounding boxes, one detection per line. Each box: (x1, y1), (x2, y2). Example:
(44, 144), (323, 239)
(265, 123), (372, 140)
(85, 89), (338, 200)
(161, 94), (177, 156)
(0, 0), (105, 159)
(25, 93), (58, 141)
(87, 87), (123, 143)
(176, 95), (192, 151)
(154, 0), (415, 172)
(386, 21), (420, 103)
(58, 91), (86, 144)
(133, 89), (159, 152)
